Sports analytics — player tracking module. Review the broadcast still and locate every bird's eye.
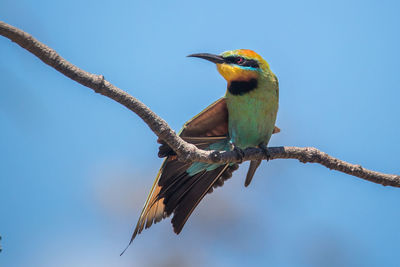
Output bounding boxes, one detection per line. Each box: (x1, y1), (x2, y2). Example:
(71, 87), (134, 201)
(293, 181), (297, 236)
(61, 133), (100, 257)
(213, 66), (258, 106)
(236, 57), (244, 64)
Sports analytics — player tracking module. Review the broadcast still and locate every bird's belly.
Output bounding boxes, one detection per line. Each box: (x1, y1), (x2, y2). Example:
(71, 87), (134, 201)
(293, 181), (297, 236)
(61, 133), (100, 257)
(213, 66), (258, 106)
(227, 94), (277, 149)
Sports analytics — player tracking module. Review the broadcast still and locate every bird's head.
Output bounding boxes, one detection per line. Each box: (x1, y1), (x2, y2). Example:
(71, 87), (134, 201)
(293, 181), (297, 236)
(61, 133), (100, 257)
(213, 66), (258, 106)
(188, 49), (270, 84)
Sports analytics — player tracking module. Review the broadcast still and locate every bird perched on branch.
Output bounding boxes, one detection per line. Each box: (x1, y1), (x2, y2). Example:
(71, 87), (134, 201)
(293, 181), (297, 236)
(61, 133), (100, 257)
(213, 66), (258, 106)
(122, 49), (279, 254)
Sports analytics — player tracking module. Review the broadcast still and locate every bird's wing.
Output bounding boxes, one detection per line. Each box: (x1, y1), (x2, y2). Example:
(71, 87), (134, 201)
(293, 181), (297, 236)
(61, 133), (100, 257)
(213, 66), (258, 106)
(123, 98), (280, 252)
(180, 97), (280, 137)
(158, 97), (280, 157)
(180, 97), (229, 137)
(123, 137), (236, 251)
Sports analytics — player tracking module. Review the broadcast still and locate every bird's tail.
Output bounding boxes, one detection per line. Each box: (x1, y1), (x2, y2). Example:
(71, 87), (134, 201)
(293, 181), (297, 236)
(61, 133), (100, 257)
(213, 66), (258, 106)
(245, 160), (262, 187)
(121, 137), (238, 255)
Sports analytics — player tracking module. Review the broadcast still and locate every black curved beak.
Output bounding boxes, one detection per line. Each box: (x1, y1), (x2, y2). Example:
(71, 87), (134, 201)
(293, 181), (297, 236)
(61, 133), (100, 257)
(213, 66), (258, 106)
(187, 53), (225, 64)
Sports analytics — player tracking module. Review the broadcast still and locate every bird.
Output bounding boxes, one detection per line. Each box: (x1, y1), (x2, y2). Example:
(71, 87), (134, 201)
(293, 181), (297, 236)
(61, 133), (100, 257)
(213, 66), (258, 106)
(121, 49), (279, 254)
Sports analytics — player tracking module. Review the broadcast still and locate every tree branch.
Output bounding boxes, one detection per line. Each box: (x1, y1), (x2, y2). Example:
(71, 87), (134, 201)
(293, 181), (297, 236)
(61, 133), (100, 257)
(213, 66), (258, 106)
(1, 21), (399, 188)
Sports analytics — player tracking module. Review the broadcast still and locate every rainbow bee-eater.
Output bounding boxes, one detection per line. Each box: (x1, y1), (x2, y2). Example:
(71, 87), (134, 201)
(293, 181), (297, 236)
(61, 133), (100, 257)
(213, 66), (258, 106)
(122, 49), (279, 253)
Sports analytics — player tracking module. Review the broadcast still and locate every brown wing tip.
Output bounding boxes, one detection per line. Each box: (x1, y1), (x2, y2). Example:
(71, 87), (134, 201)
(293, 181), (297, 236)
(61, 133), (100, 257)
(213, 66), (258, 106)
(172, 218), (184, 235)
(273, 126), (281, 134)
(173, 226), (182, 235)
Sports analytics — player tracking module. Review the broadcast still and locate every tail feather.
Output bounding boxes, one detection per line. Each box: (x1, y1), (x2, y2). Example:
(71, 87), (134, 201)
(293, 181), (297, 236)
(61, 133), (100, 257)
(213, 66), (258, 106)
(171, 164), (229, 234)
(163, 171), (208, 215)
(245, 160), (262, 187)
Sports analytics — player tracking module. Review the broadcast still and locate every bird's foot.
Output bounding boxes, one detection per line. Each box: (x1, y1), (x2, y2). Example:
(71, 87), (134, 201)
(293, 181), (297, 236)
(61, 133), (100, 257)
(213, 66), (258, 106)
(259, 143), (271, 161)
(232, 144), (245, 163)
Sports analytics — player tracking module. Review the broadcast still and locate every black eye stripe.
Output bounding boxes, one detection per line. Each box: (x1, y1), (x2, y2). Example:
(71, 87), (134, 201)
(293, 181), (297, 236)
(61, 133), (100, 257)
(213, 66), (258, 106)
(243, 59), (259, 68)
(223, 56), (237, 64)
(223, 56), (260, 68)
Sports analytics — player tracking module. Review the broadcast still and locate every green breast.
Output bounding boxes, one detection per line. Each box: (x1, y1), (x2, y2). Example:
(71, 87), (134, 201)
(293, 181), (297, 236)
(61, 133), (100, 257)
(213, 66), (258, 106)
(226, 79), (278, 149)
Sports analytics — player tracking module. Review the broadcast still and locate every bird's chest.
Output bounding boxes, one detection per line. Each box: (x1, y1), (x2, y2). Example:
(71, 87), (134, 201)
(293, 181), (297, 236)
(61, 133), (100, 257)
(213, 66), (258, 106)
(226, 90), (278, 148)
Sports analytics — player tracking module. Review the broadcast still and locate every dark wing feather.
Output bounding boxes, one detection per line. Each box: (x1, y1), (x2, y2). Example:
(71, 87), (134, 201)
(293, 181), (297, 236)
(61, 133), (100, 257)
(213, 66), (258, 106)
(171, 164), (229, 234)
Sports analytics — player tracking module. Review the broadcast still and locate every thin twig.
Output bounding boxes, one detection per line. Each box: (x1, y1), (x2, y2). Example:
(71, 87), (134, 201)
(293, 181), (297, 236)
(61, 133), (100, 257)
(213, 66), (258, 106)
(0, 20), (399, 187)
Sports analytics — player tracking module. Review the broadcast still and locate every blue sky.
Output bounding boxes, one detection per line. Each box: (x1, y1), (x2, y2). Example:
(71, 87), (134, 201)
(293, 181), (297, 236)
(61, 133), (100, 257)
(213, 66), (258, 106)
(1, 0), (399, 266)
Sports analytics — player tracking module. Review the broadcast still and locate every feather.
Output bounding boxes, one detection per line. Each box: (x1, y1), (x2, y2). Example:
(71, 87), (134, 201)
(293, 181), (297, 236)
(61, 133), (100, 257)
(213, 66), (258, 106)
(171, 164), (229, 234)
(245, 160), (262, 187)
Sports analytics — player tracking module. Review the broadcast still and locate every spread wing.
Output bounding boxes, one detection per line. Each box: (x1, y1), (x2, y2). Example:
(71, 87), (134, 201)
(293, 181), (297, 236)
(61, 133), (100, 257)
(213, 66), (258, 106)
(122, 98), (280, 253)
